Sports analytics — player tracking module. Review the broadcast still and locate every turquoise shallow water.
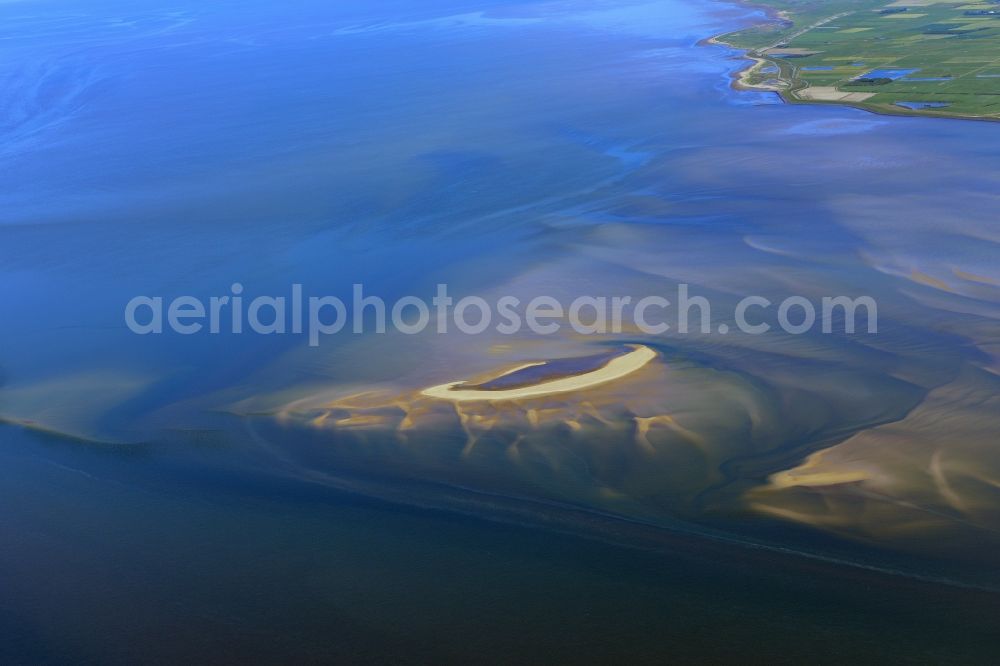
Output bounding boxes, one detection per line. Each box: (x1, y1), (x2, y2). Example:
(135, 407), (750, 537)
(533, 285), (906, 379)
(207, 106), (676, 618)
(2, 0), (1000, 661)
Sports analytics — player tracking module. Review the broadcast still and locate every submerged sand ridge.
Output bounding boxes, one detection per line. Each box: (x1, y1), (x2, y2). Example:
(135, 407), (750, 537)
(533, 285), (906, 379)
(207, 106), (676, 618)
(252, 207), (1000, 563)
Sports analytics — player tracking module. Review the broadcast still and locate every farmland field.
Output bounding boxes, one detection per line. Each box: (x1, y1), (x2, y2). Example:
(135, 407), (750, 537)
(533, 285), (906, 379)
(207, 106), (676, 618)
(718, 0), (1000, 119)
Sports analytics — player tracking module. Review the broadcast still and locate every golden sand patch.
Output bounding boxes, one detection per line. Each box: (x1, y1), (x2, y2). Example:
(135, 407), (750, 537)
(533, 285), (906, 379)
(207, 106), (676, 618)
(765, 461), (871, 489)
(421, 345), (658, 402)
(953, 267), (999, 286)
(909, 269), (953, 292)
(746, 370), (1000, 548)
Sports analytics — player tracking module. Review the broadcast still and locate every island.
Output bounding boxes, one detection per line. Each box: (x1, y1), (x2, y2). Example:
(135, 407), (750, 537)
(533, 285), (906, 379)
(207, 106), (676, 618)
(714, 0), (1000, 120)
(420, 345), (658, 403)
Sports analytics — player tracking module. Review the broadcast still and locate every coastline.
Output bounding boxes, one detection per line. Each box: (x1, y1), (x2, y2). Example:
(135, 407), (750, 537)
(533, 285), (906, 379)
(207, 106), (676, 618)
(703, 33), (786, 93)
(707, 0), (1000, 123)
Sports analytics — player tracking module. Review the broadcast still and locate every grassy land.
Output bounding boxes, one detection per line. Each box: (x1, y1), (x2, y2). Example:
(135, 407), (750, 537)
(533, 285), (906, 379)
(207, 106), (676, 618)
(716, 0), (1000, 120)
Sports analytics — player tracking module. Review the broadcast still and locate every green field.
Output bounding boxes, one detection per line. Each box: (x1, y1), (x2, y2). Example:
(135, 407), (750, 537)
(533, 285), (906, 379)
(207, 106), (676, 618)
(718, 0), (1000, 119)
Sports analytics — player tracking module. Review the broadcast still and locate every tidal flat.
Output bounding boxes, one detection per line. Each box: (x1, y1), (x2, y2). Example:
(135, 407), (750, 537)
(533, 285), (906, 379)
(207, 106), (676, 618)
(1, 0), (999, 661)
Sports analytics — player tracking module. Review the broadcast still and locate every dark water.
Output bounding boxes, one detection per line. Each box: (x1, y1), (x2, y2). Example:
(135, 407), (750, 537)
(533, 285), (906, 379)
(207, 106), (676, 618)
(2, 0), (1000, 661)
(2, 425), (999, 664)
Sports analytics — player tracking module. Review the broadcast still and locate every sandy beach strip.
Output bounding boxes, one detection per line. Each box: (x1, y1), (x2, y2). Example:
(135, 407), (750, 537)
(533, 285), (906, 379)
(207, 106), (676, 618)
(420, 345), (658, 402)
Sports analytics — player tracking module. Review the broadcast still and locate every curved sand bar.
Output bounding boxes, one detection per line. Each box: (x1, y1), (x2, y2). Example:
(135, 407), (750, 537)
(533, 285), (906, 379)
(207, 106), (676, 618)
(420, 345), (658, 402)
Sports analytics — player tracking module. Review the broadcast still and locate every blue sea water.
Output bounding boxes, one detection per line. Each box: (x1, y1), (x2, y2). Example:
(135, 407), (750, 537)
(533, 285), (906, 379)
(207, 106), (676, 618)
(2, 0), (1000, 661)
